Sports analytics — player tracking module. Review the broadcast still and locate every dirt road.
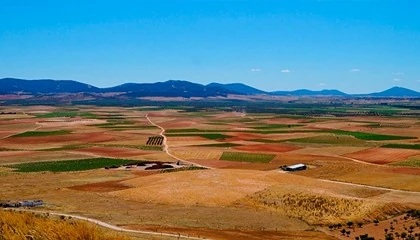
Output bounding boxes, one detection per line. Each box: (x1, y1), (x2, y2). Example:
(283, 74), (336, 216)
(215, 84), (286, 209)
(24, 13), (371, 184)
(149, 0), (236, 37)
(146, 114), (211, 169)
(5, 208), (207, 240)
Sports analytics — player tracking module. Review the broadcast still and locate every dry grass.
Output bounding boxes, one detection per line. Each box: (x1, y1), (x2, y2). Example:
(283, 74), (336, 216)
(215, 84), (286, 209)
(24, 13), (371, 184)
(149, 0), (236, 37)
(112, 169), (287, 206)
(170, 149), (223, 161)
(0, 210), (129, 240)
(291, 146), (370, 156)
(240, 186), (407, 225)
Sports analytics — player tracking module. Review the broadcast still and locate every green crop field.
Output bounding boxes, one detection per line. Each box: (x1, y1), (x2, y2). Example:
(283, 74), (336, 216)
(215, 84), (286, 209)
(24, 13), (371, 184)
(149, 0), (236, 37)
(390, 157), (420, 168)
(90, 120), (136, 127)
(323, 130), (416, 141)
(11, 130), (71, 138)
(251, 124), (304, 129)
(98, 144), (163, 151)
(7, 158), (144, 172)
(36, 111), (97, 118)
(381, 144), (420, 150)
(287, 135), (365, 145)
(166, 133), (230, 140)
(220, 152), (275, 163)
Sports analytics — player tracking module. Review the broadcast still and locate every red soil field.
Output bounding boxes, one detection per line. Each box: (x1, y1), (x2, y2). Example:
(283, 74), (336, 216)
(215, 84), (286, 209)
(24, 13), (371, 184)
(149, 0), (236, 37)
(223, 132), (265, 141)
(233, 144), (300, 153)
(68, 180), (131, 192)
(167, 136), (206, 141)
(0, 132), (115, 145)
(162, 120), (200, 128)
(72, 146), (149, 158)
(0, 150), (36, 159)
(345, 148), (420, 164)
(385, 167), (420, 175)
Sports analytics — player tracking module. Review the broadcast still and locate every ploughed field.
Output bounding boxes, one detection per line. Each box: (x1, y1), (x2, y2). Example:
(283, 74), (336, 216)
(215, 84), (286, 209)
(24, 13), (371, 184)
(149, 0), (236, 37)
(0, 105), (419, 240)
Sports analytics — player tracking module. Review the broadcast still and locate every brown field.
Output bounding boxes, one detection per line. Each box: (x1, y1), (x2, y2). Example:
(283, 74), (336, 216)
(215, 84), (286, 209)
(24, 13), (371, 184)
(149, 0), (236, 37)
(71, 146), (151, 158)
(345, 147), (420, 164)
(291, 146), (370, 156)
(0, 150), (89, 164)
(1, 106), (420, 239)
(69, 180), (132, 192)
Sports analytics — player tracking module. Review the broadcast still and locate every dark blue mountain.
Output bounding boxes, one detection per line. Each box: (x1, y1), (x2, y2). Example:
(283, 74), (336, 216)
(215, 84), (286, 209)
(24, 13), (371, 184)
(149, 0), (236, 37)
(271, 89), (348, 96)
(0, 78), (99, 94)
(367, 87), (420, 97)
(206, 83), (267, 95)
(103, 80), (235, 97)
(0, 78), (418, 98)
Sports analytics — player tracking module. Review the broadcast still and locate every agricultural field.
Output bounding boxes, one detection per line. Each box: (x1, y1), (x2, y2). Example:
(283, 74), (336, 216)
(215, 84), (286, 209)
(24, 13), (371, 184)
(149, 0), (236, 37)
(7, 158), (144, 172)
(0, 105), (419, 240)
(219, 152), (276, 163)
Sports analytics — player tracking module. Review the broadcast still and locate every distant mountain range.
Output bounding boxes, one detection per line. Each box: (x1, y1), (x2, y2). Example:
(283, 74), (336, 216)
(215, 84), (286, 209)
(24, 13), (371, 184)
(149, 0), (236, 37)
(0, 78), (419, 98)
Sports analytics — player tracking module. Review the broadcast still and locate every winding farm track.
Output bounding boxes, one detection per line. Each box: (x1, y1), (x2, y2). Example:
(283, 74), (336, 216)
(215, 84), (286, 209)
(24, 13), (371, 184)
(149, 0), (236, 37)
(4, 208), (207, 240)
(145, 114), (212, 169)
(319, 178), (420, 195)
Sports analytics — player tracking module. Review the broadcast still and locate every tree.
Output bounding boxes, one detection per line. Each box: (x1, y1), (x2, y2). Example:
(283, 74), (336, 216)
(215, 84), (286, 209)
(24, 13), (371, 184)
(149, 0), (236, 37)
(346, 230), (351, 237)
(348, 221), (354, 228)
(358, 223), (364, 228)
(401, 232), (407, 239)
(374, 219), (380, 226)
(341, 229), (347, 235)
(385, 233), (395, 240)
(409, 225), (415, 232)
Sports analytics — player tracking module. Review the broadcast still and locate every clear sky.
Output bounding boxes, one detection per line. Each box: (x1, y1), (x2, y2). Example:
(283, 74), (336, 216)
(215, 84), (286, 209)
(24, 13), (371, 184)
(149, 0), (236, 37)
(1, 0), (419, 93)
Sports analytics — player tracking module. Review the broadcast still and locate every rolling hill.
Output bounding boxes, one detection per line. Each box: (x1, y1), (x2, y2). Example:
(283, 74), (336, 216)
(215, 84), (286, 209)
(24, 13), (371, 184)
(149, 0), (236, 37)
(104, 80), (235, 97)
(368, 86), (420, 97)
(272, 89), (348, 96)
(0, 78), (99, 94)
(207, 82), (267, 95)
(0, 78), (419, 98)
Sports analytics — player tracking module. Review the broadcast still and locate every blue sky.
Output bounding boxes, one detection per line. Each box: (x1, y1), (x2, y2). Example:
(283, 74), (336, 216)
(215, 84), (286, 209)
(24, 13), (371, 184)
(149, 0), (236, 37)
(1, 0), (419, 93)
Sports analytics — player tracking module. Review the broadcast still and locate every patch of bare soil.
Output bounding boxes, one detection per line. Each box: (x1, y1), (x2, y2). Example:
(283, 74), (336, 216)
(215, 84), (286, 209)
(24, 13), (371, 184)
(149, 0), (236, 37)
(68, 180), (131, 192)
(345, 148), (420, 164)
(385, 167), (420, 175)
